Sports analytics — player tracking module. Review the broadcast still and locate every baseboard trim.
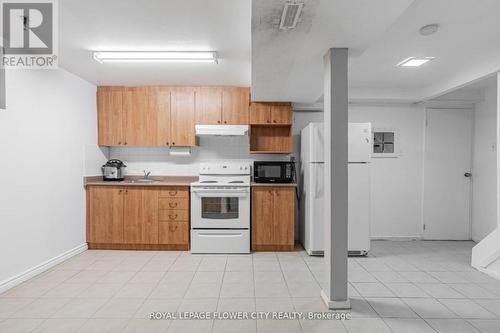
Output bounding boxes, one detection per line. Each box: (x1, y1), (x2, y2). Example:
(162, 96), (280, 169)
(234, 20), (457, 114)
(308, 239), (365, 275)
(475, 266), (500, 281)
(320, 290), (351, 310)
(0, 243), (88, 294)
(370, 236), (422, 241)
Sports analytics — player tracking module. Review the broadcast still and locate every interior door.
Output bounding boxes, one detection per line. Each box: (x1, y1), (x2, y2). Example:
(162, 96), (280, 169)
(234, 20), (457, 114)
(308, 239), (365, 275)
(423, 108), (473, 240)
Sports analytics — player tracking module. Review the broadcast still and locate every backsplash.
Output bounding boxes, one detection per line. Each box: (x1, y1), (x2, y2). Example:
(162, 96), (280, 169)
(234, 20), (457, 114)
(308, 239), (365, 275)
(109, 136), (291, 176)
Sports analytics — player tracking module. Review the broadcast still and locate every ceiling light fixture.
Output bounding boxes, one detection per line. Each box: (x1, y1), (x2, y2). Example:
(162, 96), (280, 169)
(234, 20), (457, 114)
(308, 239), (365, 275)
(397, 57), (435, 67)
(279, 1), (304, 30)
(93, 51), (218, 64)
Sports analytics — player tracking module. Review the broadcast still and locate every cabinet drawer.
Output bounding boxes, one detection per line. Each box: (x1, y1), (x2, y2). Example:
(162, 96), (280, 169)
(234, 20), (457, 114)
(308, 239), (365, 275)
(159, 209), (189, 222)
(159, 222), (189, 245)
(158, 187), (189, 198)
(158, 198), (189, 210)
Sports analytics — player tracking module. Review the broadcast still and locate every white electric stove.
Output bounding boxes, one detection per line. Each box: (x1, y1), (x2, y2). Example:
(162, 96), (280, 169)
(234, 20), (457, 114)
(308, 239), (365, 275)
(190, 162), (251, 254)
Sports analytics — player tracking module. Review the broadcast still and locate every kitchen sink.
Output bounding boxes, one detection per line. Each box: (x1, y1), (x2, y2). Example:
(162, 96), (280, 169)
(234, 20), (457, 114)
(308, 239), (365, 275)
(127, 179), (159, 184)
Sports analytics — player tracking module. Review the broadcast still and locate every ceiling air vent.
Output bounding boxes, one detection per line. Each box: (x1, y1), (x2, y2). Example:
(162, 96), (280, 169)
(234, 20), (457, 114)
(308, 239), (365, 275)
(279, 1), (304, 30)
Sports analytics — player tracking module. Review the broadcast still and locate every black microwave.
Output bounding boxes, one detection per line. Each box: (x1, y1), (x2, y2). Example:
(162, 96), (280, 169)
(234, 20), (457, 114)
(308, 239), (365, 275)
(253, 161), (295, 183)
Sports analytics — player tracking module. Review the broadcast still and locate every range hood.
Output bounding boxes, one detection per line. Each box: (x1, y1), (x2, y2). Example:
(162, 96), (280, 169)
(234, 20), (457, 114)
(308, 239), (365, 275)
(195, 124), (249, 136)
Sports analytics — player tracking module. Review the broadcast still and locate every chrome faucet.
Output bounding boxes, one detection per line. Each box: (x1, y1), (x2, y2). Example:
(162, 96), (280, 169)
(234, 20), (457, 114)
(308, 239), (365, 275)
(143, 170), (151, 179)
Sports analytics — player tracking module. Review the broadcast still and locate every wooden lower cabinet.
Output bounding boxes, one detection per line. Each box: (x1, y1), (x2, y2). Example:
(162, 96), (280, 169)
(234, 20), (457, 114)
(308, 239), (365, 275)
(159, 222), (189, 245)
(86, 185), (189, 250)
(252, 186), (295, 251)
(87, 186), (124, 244)
(123, 187), (158, 244)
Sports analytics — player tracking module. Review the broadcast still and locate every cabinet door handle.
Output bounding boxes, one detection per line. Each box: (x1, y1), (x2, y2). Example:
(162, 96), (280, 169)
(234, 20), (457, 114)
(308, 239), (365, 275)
(169, 191), (178, 196)
(124, 142), (128, 145)
(118, 141), (122, 145)
(168, 225), (178, 232)
(217, 120), (221, 124)
(266, 120), (270, 123)
(224, 121), (227, 124)
(169, 202), (178, 208)
(118, 189), (122, 193)
(172, 142), (175, 145)
(166, 142), (169, 146)
(273, 120), (277, 123)
(169, 214), (178, 220)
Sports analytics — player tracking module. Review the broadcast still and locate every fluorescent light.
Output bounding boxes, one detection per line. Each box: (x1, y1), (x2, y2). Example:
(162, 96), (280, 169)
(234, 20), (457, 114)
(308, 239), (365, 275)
(93, 51), (218, 64)
(397, 57), (434, 67)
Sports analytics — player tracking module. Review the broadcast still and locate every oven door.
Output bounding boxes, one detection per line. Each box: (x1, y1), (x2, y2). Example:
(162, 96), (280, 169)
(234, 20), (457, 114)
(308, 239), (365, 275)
(191, 187), (250, 229)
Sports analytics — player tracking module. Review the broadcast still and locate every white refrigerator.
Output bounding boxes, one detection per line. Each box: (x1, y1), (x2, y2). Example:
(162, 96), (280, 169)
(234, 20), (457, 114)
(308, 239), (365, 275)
(300, 122), (371, 256)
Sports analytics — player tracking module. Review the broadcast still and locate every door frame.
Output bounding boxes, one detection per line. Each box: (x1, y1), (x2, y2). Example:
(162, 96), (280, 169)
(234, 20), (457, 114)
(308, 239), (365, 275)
(422, 107), (474, 240)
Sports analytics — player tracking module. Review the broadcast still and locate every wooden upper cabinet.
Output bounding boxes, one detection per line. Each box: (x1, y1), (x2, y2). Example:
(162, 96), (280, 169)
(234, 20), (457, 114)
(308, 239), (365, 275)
(270, 103), (292, 125)
(195, 87), (222, 124)
(88, 186), (124, 244)
(123, 87), (150, 145)
(151, 87), (171, 146)
(249, 103), (271, 125)
(170, 87), (196, 146)
(250, 102), (292, 125)
(96, 85), (252, 146)
(222, 87), (250, 125)
(123, 187), (159, 244)
(97, 87), (124, 145)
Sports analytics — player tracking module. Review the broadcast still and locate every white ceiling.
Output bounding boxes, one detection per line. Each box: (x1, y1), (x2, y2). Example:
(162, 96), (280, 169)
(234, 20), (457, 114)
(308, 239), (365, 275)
(60, 0), (251, 86)
(252, 0), (500, 103)
(60, 0), (500, 104)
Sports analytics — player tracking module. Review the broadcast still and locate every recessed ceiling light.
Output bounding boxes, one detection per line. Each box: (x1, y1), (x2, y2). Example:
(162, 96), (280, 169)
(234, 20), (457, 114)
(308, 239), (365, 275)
(397, 57), (435, 67)
(93, 51), (218, 64)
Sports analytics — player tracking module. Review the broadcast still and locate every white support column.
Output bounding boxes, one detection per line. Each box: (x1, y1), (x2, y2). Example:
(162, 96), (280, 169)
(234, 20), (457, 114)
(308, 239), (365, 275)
(321, 48), (350, 309)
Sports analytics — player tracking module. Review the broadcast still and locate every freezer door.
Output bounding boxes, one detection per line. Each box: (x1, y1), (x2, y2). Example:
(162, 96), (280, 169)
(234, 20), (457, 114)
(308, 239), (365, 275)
(348, 123), (372, 163)
(348, 164), (371, 253)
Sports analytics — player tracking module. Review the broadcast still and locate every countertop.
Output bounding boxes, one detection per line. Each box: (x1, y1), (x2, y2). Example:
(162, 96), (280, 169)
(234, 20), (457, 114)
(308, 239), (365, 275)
(85, 176), (297, 187)
(84, 176), (198, 187)
(251, 182), (297, 187)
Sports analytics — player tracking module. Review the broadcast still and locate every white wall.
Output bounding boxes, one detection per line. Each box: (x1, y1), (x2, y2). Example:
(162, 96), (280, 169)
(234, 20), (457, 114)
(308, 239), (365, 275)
(109, 136), (290, 176)
(0, 69), (104, 288)
(293, 105), (425, 239)
(349, 104), (425, 238)
(472, 85), (498, 241)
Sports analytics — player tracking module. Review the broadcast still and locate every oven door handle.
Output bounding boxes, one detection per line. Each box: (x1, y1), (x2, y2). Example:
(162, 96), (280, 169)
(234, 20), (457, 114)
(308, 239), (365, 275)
(194, 192), (248, 198)
(198, 232), (244, 238)
(193, 188), (249, 195)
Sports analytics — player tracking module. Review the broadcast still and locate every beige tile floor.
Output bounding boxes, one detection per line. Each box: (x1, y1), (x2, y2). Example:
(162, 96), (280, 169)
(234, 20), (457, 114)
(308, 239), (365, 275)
(1, 241), (500, 332)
